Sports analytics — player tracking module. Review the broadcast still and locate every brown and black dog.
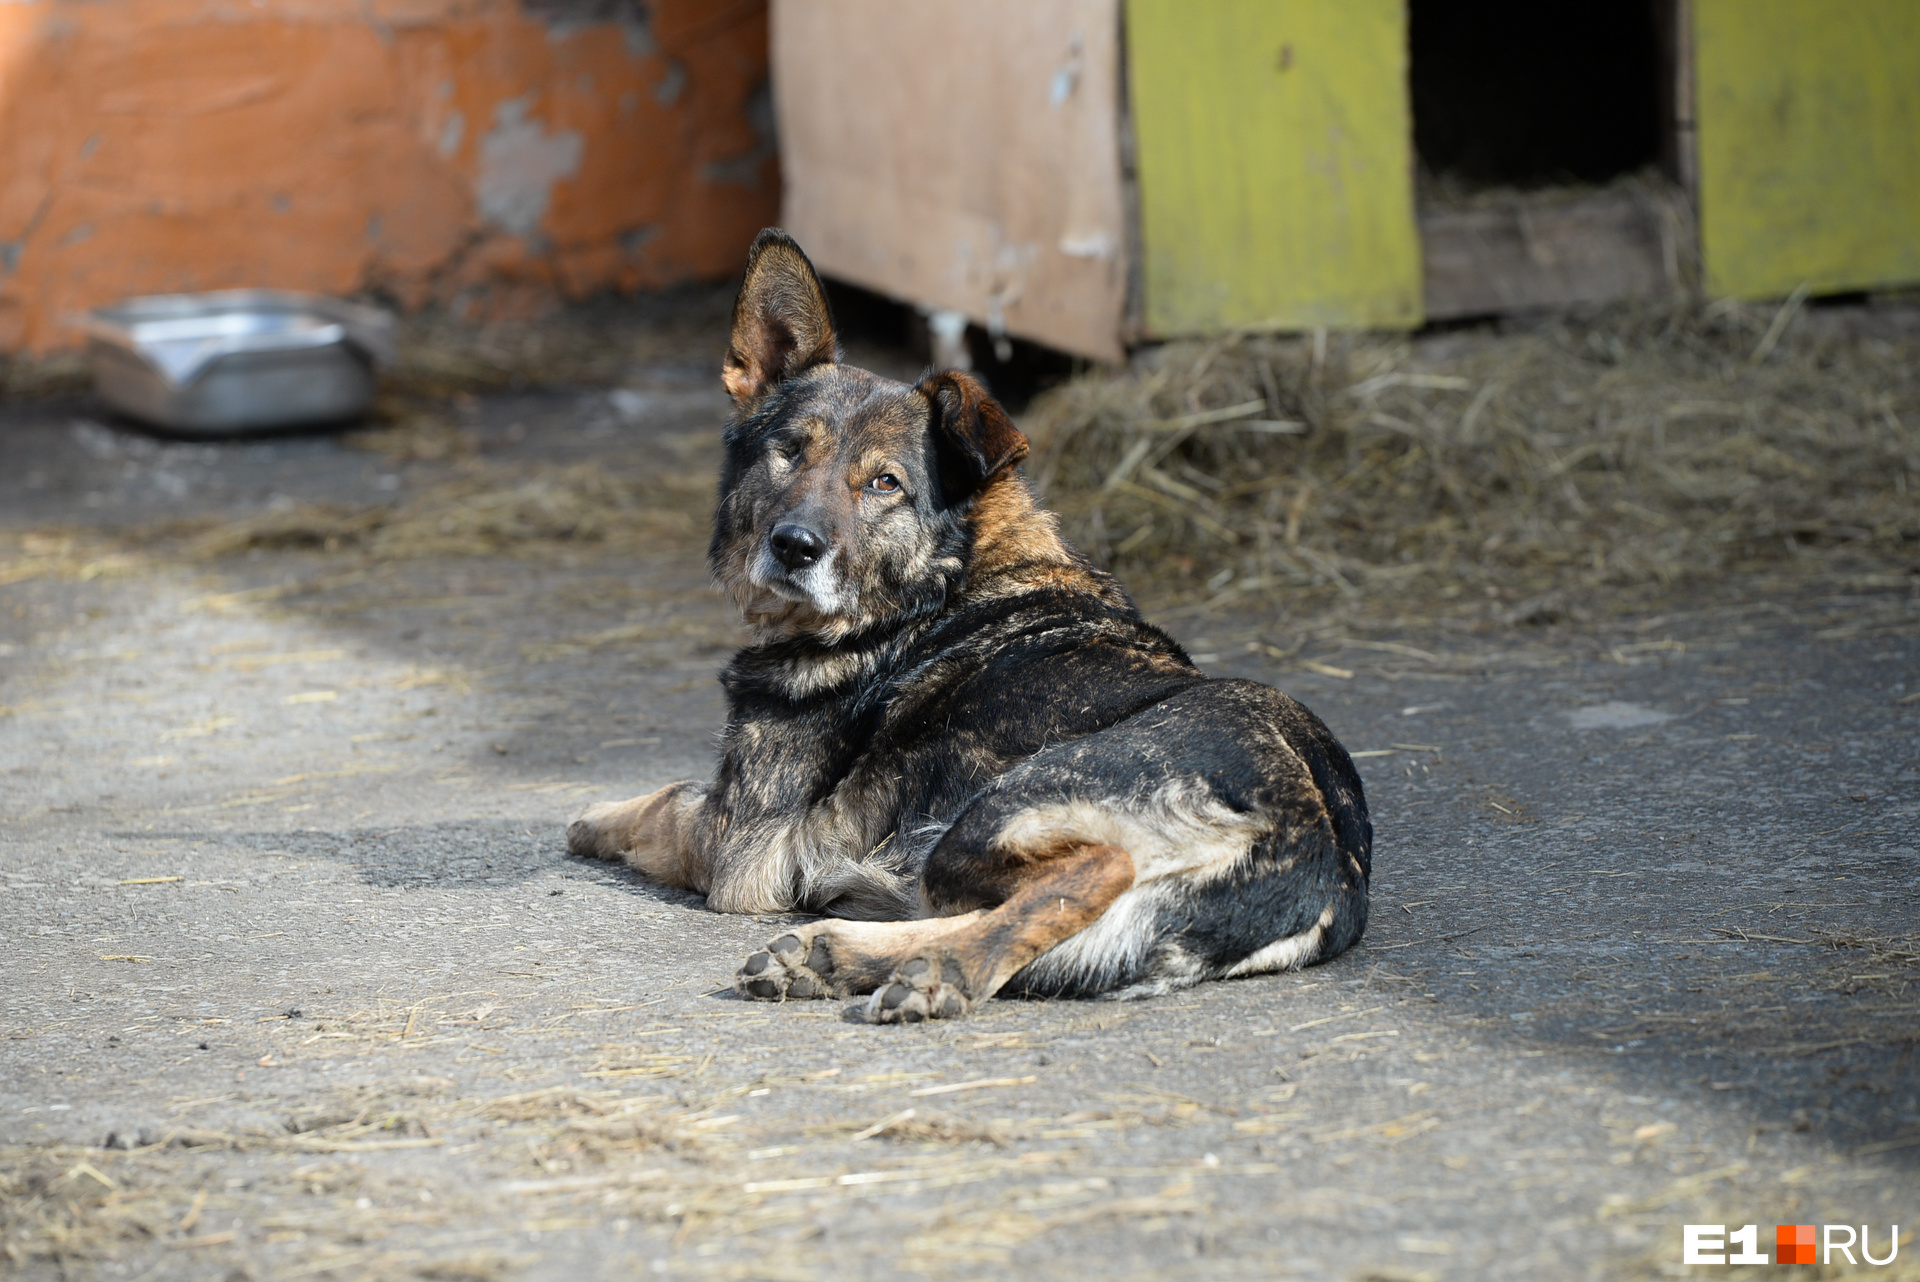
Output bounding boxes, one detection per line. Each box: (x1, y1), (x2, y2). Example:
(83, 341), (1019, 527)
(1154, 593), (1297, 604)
(567, 229), (1371, 1023)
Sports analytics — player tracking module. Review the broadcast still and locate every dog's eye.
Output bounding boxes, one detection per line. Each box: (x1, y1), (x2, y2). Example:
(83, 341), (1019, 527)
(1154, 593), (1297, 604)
(868, 474), (901, 494)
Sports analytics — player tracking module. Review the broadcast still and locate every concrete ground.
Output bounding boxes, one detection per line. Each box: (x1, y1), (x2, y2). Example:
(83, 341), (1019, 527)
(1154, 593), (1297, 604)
(1, 336), (1916, 1282)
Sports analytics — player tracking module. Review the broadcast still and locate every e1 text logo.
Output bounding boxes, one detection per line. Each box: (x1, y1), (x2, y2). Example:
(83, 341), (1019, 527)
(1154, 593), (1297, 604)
(1683, 1224), (1900, 1266)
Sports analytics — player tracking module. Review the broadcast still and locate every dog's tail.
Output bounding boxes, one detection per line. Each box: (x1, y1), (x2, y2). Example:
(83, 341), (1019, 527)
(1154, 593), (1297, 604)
(800, 846), (922, 921)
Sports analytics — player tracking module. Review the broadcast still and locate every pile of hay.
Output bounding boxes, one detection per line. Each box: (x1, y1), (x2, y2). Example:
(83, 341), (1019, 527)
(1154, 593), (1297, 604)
(1023, 297), (1920, 616)
(382, 287), (730, 400)
(179, 461), (712, 563)
(11, 287), (1913, 627)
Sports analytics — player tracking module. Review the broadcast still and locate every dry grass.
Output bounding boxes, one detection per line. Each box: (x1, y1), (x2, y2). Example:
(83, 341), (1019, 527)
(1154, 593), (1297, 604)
(5, 989), (1914, 1281)
(5, 296), (1916, 632)
(380, 288), (730, 401)
(0, 1071), (1221, 1279)
(1024, 298), (1920, 618)
(0, 1075), (711, 1275)
(843, 1108), (1013, 1147)
(1414, 164), (1691, 219)
(177, 460), (712, 562)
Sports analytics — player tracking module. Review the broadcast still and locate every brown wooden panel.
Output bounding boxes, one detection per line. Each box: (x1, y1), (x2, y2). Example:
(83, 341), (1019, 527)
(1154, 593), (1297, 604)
(1421, 190), (1687, 320)
(771, 0), (1127, 363)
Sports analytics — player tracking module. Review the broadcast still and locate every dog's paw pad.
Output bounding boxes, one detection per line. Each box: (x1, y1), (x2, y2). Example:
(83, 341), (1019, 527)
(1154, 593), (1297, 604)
(734, 933), (841, 1002)
(867, 955), (970, 1023)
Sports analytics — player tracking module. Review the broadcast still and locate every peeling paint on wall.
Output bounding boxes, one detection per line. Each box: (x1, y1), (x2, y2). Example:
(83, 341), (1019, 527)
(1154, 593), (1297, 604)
(477, 96), (585, 237)
(0, 0), (778, 351)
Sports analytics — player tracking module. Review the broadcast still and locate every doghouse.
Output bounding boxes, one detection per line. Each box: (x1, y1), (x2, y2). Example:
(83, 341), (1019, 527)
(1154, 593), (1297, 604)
(772, 0), (1920, 362)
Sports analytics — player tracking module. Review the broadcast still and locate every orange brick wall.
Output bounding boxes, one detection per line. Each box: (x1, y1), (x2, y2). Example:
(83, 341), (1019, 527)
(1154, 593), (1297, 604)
(0, 0), (777, 351)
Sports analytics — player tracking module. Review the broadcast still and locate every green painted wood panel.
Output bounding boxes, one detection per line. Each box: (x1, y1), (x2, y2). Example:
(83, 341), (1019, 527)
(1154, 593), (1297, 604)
(1694, 0), (1920, 299)
(1126, 0), (1421, 334)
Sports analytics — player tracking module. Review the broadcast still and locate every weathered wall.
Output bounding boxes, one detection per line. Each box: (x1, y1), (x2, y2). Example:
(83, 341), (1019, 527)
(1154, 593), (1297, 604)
(774, 0), (1129, 364)
(0, 0), (776, 351)
(1694, 0), (1920, 300)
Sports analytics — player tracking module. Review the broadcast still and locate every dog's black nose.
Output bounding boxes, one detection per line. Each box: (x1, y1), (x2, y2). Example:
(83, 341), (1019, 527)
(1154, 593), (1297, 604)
(769, 523), (827, 571)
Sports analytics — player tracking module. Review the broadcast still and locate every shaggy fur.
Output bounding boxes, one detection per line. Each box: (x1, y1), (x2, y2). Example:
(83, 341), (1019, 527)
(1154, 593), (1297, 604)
(568, 229), (1372, 1022)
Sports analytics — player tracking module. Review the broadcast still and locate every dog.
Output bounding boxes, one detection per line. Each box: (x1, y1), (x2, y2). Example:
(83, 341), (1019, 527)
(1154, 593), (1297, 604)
(567, 229), (1372, 1023)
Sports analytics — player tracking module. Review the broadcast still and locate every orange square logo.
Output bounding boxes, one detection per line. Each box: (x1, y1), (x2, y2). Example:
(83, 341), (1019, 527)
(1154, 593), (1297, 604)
(1777, 1224), (1816, 1265)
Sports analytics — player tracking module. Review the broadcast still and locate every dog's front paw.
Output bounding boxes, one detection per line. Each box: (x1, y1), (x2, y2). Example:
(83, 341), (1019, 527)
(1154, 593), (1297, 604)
(867, 955), (971, 1023)
(567, 802), (627, 860)
(736, 931), (845, 1001)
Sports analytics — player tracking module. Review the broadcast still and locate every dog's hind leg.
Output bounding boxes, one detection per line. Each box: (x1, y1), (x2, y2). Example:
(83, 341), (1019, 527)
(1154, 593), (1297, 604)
(737, 913), (986, 1001)
(734, 842), (1137, 1013)
(866, 842), (1137, 1023)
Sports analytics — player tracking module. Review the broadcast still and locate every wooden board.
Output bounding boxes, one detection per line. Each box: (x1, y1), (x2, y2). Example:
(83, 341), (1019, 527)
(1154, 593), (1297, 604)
(1421, 190), (1685, 320)
(1693, 0), (1920, 299)
(1126, 0), (1421, 335)
(771, 0), (1128, 363)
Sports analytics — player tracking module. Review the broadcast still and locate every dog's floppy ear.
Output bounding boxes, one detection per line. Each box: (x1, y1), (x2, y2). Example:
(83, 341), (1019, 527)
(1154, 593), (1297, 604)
(918, 370), (1030, 502)
(723, 229), (840, 405)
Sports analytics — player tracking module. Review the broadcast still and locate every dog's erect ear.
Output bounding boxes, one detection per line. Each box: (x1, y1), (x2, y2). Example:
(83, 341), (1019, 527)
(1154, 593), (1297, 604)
(724, 229), (839, 405)
(918, 370), (1030, 502)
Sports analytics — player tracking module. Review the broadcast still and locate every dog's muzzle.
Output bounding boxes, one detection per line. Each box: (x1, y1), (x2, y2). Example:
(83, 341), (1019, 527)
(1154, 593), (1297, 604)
(769, 523), (827, 572)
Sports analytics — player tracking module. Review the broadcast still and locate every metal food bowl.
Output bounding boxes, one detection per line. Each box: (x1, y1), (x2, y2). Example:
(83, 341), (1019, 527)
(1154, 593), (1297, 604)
(84, 290), (395, 435)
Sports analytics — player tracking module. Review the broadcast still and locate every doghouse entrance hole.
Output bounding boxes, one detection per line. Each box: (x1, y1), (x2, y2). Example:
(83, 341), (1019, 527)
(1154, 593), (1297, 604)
(1409, 0), (1668, 199)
